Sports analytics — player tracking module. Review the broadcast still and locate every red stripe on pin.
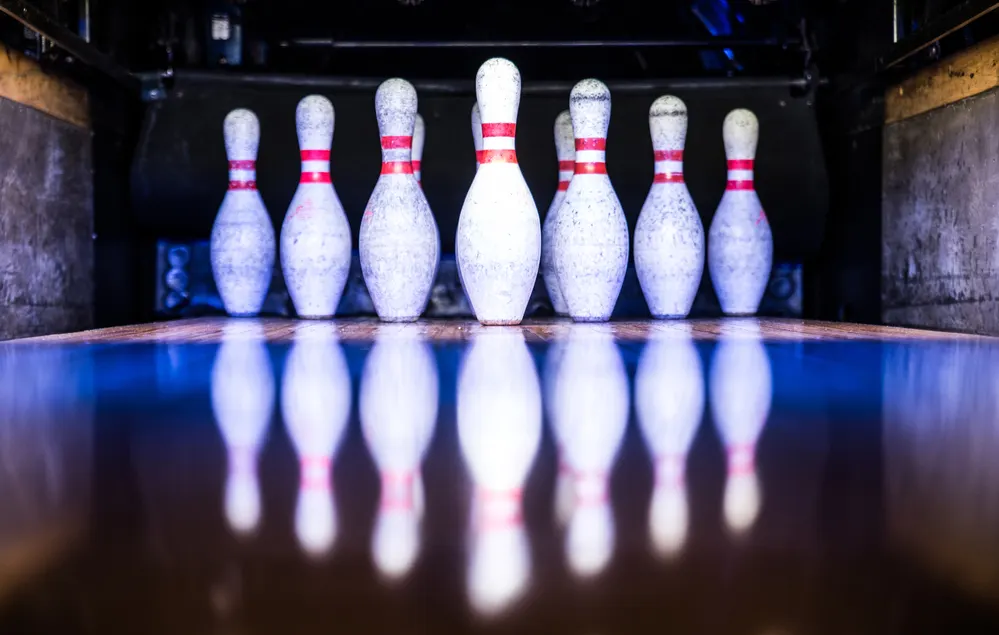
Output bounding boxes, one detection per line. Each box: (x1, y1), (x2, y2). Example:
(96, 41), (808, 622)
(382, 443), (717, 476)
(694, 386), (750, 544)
(481, 122), (516, 137)
(727, 159), (754, 170)
(228, 180), (257, 190)
(653, 173), (684, 183)
(228, 160), (255, 170)
(475, 150), (485, 164)
(557, 180), (570, 191)
(301, 149), (331, 161)
(726, 180), (754, 190)
(411, 160), (422, 171)
(381, 161), (414, 175)
(301, 172), (332, 183)
(480, 149), (517, 164)
(575, 162), (607, 175)
(558, 160), (574, 171)
(654, 150), (683, 161)
(576, 138), (606, 151)
(381, 135), (412, 149)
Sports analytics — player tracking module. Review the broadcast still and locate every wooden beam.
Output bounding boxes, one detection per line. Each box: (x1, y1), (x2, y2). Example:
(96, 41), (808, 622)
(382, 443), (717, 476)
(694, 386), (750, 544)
(0, 45), (89, 128)
(885, 34), (999, 125)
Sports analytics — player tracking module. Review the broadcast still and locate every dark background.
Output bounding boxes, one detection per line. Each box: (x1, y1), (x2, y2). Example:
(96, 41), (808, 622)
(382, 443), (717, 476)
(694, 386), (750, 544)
(2, 0), (985, 326)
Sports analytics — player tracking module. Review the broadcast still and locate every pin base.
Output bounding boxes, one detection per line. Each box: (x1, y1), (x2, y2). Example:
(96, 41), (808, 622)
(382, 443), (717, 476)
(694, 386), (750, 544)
(379, 316), (420, 323)
(569, 316), (611, 323)
(296, 314), (336, 320)
(651, 313), (689, 320)
(226, 312), (261, 318)
(722, 312), (759, 317)
(478, 319), (522, 326)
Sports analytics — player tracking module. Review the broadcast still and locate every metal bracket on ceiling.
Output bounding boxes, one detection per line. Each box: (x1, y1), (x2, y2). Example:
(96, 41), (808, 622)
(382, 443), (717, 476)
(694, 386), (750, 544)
(0, 0), (139, 92)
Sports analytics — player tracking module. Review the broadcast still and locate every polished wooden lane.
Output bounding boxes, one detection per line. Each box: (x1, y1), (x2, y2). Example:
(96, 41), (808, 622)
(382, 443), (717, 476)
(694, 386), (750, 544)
(10, 316), (992, 344)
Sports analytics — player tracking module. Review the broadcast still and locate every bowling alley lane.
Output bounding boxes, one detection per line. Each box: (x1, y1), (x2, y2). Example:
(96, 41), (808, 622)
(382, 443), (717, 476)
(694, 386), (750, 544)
(0, 319), (997, 633)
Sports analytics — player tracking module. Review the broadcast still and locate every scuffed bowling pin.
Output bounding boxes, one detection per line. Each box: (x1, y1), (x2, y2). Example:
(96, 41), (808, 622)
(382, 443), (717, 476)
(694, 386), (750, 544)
(281, 95), (353, 319)
(282, 325), (352, 559)
(708, 109), (773, 315)
(635, 323), (703, 557)
(709, 320), (771, 536)
(455, 59), (541, 325)
(471, 102), (483, 170)
(211, 109), (276, 316)
(541, 110), (574, 316)
(635, 96), (705, 318)
(553, 79), (629, 323)
(360, 325), (439, 580)
(458, 330), (541, 616)
(413, 113), (425, 186)
(211, 322), (274, 537)
(360, 79), (440, 322)
(552, 326), (628, 578)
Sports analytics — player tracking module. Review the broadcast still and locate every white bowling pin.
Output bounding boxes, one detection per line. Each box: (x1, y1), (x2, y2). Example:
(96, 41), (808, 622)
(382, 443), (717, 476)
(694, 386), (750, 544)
(360, 79), (440, 322)
(282, 324), (352, 559)
(552, 79), (629, 323)
(541, 110), (574, 317)
(360, 325), (439, 580)
(552, 326), (629, 578)
(635, 323), (704, 558)
(413, 113), (426, 187)
(458, 329), (541, 616)
(211, 321), (274, 537)
(635, 96), (705, 319)
(709, 319), (771, 536)
(455, 59), (542, 325)
(471, 102), (483, 171)
(708, 109), (773, 316)
(211, 109), (276, 316)
(281, 95), (353, 319)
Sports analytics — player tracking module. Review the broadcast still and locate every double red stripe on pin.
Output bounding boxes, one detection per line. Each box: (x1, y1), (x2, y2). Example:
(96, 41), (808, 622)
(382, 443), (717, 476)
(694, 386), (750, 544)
(481, 123), (516, 137)
(381, 136), (412, 149)
(381, 161), (414, 175)
(576, 138), (606, 151)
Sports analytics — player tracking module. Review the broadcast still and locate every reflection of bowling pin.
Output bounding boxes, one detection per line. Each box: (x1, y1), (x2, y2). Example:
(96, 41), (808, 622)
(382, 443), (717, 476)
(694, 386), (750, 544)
(709, 319), (771, 535)
(282, 325), (352, 558)
(360, 325), (439, 580)
(211, 322), (274, 538)
(542, 340), (573, 528)
(552, 326), (628, 577)
(458, 329), (541, 616)
(455, 59), (541, 325)
(636, 323), (703, 557)
(281, 95), (353, 318)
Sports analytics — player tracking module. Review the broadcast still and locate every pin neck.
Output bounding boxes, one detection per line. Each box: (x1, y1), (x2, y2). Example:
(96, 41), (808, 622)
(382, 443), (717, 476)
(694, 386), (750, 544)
(727, 444), (755, 475)
(557, 159), (573, 190)
(572, 469), (608, 504)
(380, 470), (414, 510)
(574, 138), (607, 175)
(300, 149), (331, 184)
(300, 456), (331, 490)
(475, 487), (523, 530)
(653, 149), (684, 184)
(726, 158), (755, 190)
(228, 160), (257, 190)
(479, 122), (518, 163)
(655, 454), (685, 487)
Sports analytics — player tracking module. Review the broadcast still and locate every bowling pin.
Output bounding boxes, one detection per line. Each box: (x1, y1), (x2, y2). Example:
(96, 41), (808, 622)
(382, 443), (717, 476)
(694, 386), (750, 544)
(360, 79), (440, 322)
(471, 102), (483, 170)
(360, 325), (439, 580)
(281, 95), (353, 319)
(709, 319), (771, 536)
(211, 321), (274, 538)
(458, 329), (541, 616)
(455, 58), (542, 326)
(708, 109), (773, 316)
(541, 110), (574, 317)
(552, 79), (629, 323)
(282, 324), (352, 559)
(552, 325), (628, 578)
(635, 96), (705, 319)
(211, 109), (276, 317)
(635, 323), (704, 558)
(413, 113), (425, 187)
